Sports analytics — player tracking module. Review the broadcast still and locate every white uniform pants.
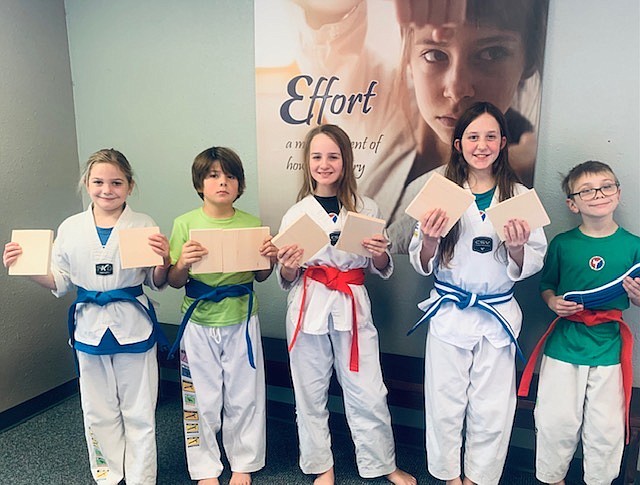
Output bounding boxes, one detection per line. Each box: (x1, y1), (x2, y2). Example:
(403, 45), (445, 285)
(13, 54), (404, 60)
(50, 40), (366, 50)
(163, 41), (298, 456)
(534, 356), (624, 485)
(180, 317), (266, 480)
(77, 346), (158, 485)
(424, 333), (516, 485)
(287, 316), (396, 478)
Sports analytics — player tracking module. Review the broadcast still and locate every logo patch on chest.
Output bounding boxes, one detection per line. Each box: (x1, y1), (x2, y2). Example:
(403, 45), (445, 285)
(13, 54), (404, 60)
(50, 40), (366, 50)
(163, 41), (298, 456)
(329, 231), (341, 246)
(589, 256), (605, 271)
(472, 236), (493, 254)
(95, 263), (113, 275)
(328, 212), (339, 223)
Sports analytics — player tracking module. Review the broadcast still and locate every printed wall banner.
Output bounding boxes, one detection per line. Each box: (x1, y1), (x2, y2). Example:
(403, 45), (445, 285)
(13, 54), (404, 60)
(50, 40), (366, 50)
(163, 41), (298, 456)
(255, 0), (549, 252)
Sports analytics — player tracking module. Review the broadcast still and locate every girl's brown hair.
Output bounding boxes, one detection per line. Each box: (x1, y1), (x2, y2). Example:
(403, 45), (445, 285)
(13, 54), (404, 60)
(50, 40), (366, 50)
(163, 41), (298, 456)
(297, 124), (360, 212)
(439, 102), (520, 267)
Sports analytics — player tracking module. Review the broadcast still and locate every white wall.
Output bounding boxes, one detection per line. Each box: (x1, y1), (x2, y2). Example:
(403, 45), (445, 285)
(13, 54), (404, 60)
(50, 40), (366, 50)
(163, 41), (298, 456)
(533, 0), (640, 372)
(0, 0), (81, 412)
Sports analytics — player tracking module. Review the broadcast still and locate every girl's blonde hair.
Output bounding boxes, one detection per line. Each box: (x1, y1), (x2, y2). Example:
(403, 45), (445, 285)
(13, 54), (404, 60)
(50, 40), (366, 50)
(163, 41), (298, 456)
(79, 148), (135, 192)
(297, 124), (360, 212)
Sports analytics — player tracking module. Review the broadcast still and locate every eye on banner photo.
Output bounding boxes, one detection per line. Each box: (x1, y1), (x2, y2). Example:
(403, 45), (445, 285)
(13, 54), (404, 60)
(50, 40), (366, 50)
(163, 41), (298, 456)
(254, 0), (549, 253)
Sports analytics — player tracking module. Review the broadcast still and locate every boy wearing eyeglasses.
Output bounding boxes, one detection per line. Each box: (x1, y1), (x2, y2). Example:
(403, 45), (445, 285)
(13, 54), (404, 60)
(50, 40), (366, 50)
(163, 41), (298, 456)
(530, 160), (640, 485)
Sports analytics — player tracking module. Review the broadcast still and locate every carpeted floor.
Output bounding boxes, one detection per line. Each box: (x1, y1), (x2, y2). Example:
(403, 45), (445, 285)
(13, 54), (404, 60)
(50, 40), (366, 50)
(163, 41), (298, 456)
(0, 392), (586, 484)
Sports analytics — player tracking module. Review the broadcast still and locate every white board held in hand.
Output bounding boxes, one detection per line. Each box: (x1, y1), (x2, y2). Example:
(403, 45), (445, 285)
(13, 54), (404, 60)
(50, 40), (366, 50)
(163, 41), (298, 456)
(119, 226), (163, 269)
(335, 211), (386, 258)
(272, 213), (329, 264)
(9, 229), (54, 276)
(404, 172), (474, 236)
(485, 188), (551, 241)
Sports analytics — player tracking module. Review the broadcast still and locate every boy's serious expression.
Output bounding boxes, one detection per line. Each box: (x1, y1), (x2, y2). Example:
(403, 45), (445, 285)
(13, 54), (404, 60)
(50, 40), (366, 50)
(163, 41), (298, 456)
(200, 161), (239, 208)
(309, 133), (343, 197)
(454, 112), (506, 176)
(567, 172), (620, 219)
(86, 162), (132, 216)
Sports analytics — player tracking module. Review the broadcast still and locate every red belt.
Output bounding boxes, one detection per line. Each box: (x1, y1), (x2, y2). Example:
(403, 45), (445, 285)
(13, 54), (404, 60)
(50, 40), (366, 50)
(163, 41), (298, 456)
(289, 265), (365, 372)
(518, 309), (633, 443)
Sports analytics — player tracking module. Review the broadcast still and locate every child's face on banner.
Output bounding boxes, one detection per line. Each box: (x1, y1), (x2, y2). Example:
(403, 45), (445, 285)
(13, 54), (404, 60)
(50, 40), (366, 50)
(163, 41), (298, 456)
(409, 23), (527, 144)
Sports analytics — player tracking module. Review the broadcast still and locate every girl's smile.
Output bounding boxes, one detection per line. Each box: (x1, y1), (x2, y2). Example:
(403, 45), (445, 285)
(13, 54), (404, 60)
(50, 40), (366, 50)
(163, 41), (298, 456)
(86, 162), (132, 217)
(454, 112), (506, 176)
(309, 133), (343, 196)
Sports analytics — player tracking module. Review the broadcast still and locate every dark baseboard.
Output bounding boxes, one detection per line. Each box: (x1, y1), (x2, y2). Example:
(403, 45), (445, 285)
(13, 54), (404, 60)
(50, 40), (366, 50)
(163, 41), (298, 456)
(0, 378), (79, 433)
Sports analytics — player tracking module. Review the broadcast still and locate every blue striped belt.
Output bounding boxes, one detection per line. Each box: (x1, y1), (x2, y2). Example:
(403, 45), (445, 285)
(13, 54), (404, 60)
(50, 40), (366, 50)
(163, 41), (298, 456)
(408, 279), (524, 362)
(168, 279), (256, 368)
(563, 262), (640, 308)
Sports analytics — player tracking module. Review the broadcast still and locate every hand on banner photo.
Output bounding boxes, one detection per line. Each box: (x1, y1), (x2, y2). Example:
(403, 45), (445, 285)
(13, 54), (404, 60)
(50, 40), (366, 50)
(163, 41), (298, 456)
(395, 0), (466, 41)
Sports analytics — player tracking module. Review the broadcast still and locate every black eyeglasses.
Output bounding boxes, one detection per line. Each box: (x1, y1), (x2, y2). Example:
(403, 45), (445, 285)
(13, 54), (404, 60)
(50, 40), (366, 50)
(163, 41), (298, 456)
(568, 182), (620, 201)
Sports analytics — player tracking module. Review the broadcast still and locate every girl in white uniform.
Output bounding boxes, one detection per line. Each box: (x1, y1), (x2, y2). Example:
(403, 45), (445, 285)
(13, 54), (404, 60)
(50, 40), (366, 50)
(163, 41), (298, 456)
(408, 103), (546, 485)
(276, 124), (416, 485)
(3, 149), (171, 485)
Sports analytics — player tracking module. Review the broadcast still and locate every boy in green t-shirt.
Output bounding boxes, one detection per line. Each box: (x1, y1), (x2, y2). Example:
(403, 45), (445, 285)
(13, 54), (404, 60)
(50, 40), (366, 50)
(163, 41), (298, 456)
(531, 161), (640, 485)
(167, 147), (276, 485)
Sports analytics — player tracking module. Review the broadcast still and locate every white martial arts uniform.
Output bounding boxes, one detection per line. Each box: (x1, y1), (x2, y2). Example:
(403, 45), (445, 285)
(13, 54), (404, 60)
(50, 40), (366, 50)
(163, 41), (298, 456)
(277, 195), (397, 478)
(534, 356), (624, 485)
(51, 204), (161, 485)
(408, 182), (547, 484)
(179, 314), (266, 480)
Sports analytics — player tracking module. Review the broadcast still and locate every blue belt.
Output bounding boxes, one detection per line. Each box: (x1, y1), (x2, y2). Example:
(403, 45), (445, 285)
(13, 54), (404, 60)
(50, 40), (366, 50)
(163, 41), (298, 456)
(68, 285), (169, 368)
(408, 279), (524, 362)
(563, 262), (640, 309)
(168, 279), (256, 368)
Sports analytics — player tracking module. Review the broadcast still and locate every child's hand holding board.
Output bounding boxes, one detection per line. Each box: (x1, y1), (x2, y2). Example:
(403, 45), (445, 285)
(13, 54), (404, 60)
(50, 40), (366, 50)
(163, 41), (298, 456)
(271, 213), (329, 264)
(485, 189), (550, 240)
(335, 212), (386, 258)
(404, 172), (474, 235)
(7, 229), (54, 276)
(119, 226), (164, 269)
(189, 227), (271, 274)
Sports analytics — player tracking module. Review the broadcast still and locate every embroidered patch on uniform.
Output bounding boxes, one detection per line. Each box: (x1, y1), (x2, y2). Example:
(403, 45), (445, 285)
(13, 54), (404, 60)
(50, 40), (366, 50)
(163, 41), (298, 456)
(184, 410), (199, 421)
(180, 349), (189, 363)
(96, 456), (107, 466)
(329, 231), (341, 246)
(95, 263), (113, 275)
(185, 423), (199, 434)
(472, 237), (493, 254)
(181, 365), (191, 378)
(95, 468), (109, 479)
(187, 436), (200, 447)
(328, 212), (338, 223)
(589, 256), (605, 271)
(182, 380), (195, 393)
(479, 210), (486, 221)
(184, 394), (196, 406)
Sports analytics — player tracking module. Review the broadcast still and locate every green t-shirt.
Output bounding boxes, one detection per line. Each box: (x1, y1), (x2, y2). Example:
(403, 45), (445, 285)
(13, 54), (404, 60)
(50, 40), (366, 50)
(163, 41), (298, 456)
(540, 226), (640, 365)
(169, 207), (261, 326)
